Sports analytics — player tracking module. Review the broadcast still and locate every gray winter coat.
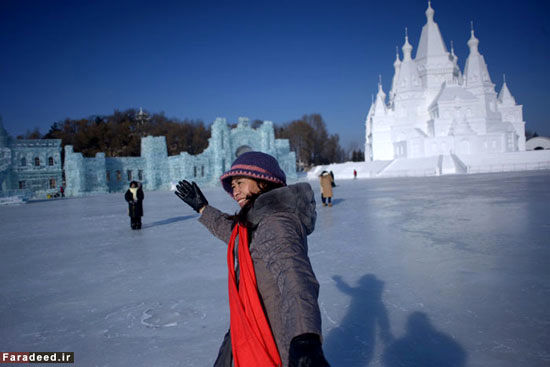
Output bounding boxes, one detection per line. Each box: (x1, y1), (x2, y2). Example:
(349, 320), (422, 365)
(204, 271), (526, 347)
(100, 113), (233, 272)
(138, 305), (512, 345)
(199, 182), (322, 366)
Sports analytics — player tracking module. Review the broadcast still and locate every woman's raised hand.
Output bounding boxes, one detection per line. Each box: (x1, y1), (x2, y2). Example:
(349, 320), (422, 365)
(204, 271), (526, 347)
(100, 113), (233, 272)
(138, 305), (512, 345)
(175, 180), (209, 213)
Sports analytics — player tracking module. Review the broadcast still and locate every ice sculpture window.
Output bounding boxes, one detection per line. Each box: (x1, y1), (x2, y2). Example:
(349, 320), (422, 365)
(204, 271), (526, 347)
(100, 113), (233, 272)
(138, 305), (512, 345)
(21, 157), (26, 166)
(34, 157), (40, 166)
(49, 178), (56, 189)
(106, 171), (111, 182)
(48, 157), (54, 166)
(138, 170), (143, 181)
(116, 170), (121, 182)
(127, 170), (132, 181)
(19, 181), (25, 189)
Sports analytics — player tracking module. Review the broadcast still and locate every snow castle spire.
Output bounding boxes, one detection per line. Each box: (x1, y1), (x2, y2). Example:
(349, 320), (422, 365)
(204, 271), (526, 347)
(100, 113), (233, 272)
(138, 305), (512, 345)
(415, 1), (454, 96)
(402, 28), (413, 61)
(395, 30), (422, 94)
(426, 1), (434, 23)
(389, 46), (402, 106)
(467, 22), (480, 55)
(498, 75), (516, 105)
(394, 46), (402, 67)
(464, 22), (494, 90)
(416, 1), (448, 61)
(374, 75), (387, 115)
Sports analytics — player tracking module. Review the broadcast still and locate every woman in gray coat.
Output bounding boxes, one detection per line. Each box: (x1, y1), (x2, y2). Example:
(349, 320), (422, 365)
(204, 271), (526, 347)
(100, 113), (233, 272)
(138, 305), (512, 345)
(176, 151), (329, 367)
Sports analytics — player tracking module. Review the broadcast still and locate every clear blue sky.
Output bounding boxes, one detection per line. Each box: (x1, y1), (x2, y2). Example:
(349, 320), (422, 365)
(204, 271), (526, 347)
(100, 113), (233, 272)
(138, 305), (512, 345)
(1, 0), (548, 149)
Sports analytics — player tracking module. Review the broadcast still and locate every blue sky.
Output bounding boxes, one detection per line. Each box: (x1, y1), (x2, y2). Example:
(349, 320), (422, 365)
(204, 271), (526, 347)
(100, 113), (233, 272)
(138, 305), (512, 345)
(1, 0), (548, 149)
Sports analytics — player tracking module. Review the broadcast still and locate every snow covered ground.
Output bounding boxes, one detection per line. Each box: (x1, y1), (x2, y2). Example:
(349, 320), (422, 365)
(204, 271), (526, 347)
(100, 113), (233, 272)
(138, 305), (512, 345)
(1, 171), (549, 367)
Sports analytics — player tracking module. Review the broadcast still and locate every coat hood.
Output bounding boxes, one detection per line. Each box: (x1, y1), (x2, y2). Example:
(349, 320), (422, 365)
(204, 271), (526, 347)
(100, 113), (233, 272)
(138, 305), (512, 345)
(247, 182), (317, 235)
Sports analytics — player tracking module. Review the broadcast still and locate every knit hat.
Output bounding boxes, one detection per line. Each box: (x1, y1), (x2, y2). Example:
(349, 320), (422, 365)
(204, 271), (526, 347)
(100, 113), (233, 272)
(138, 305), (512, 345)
(220, 151), (287, 194)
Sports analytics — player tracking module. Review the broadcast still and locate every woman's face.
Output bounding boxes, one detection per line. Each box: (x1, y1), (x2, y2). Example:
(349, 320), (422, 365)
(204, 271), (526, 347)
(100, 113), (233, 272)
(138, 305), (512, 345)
(231, 177), (262, 208)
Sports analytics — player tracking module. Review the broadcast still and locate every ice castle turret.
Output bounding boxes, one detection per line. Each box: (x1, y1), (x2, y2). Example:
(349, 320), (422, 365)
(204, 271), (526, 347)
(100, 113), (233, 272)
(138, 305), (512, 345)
(141, 136), (169, 191)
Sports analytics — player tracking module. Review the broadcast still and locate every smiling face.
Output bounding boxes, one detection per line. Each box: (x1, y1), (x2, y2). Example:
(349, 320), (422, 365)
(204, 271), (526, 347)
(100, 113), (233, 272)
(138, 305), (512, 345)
(231, 177), (263, 208)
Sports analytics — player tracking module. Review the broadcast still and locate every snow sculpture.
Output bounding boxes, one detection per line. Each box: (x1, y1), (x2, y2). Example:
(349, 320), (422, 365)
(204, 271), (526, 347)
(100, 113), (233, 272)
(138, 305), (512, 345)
(64, 117), (296, 197)
(365, 2), (526, 162)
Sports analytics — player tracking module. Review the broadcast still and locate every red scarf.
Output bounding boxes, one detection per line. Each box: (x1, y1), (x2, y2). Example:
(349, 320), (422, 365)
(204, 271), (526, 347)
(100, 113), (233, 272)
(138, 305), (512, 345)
(227, 223), (282, 367)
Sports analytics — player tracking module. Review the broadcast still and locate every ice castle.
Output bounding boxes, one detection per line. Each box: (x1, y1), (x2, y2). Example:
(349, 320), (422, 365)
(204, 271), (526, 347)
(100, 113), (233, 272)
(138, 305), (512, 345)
(63, 117), (297, 197)
(0, 121), (63, 199)
(365, 2), (526, 163)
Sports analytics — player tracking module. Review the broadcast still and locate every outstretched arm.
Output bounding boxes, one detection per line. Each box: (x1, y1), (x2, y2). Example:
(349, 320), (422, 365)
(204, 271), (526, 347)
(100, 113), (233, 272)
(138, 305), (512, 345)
(174, 180), (233, 243)
(198, 205), (234, 243)
(332, 275), (353, 296)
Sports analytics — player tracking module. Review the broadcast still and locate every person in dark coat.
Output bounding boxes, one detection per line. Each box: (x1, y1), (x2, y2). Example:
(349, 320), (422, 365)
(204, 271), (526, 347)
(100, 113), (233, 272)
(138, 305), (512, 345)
(175, 151), (330, 367)
(125, 181), (144, 229)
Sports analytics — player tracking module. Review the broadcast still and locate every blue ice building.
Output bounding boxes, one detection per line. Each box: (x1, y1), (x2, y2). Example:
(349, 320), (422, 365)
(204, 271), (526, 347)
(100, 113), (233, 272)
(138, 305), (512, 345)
(63, 117), (297, 197)
(0, 121), (63, 199)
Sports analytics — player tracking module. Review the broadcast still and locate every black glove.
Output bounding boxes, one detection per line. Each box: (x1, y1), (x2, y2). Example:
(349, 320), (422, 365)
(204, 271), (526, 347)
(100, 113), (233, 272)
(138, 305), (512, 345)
(289, 333), (330, 367)
(175, 180), (208, 213)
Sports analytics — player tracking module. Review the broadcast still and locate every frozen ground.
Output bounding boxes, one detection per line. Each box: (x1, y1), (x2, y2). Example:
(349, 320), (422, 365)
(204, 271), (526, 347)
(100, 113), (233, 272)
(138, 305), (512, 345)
(1, 171), (549, 367)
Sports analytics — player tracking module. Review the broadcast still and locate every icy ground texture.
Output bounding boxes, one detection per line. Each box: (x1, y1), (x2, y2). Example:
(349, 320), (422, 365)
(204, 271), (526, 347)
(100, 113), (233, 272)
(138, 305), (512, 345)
(1, 171), (549, 367)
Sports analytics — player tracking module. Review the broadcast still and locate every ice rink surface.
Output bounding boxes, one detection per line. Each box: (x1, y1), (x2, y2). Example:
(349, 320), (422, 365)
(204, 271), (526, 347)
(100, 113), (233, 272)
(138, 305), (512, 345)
(1, 171), (549, 366)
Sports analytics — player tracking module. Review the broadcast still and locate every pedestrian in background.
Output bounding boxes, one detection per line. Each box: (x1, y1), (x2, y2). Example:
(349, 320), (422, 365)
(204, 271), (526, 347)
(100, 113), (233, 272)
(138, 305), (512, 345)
(125, 181), (144, 229)
(319, 171), (334, 207)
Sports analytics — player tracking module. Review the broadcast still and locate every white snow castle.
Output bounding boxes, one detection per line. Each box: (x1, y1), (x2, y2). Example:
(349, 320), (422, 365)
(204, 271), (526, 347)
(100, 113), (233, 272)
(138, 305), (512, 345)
(365, 2), (526, 165)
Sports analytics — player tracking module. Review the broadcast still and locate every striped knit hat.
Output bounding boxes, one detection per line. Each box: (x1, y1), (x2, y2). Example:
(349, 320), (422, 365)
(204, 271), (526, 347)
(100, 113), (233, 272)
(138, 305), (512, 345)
(220, 151), (287, 194)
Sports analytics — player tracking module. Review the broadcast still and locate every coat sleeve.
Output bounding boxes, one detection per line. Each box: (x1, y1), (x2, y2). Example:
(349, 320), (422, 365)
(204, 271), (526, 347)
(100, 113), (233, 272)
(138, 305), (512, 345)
(255, 213), (322, 340)
(198, 205), (234, 243)
(124, 190), (132, 202)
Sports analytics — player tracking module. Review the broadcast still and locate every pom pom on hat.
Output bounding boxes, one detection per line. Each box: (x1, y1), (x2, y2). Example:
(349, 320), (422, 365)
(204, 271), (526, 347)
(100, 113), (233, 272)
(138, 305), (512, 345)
(220, 151), (286, 194)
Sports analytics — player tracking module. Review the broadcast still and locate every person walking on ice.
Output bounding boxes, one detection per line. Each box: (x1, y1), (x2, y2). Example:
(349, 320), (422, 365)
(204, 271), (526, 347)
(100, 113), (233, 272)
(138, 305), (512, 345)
(319, 171), (334, 207)
(175, 151), (330, 367)
(124, 181), (144, 230)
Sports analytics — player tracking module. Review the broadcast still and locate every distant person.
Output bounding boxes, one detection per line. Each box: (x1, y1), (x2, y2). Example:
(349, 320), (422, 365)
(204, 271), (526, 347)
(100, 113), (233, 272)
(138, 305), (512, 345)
(319, 171), (334, 207)
(125, 181), (144, 230)
(353, 169), (357, 179)
(175, 151), (330, 367)
(60, 186), (65, 197)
